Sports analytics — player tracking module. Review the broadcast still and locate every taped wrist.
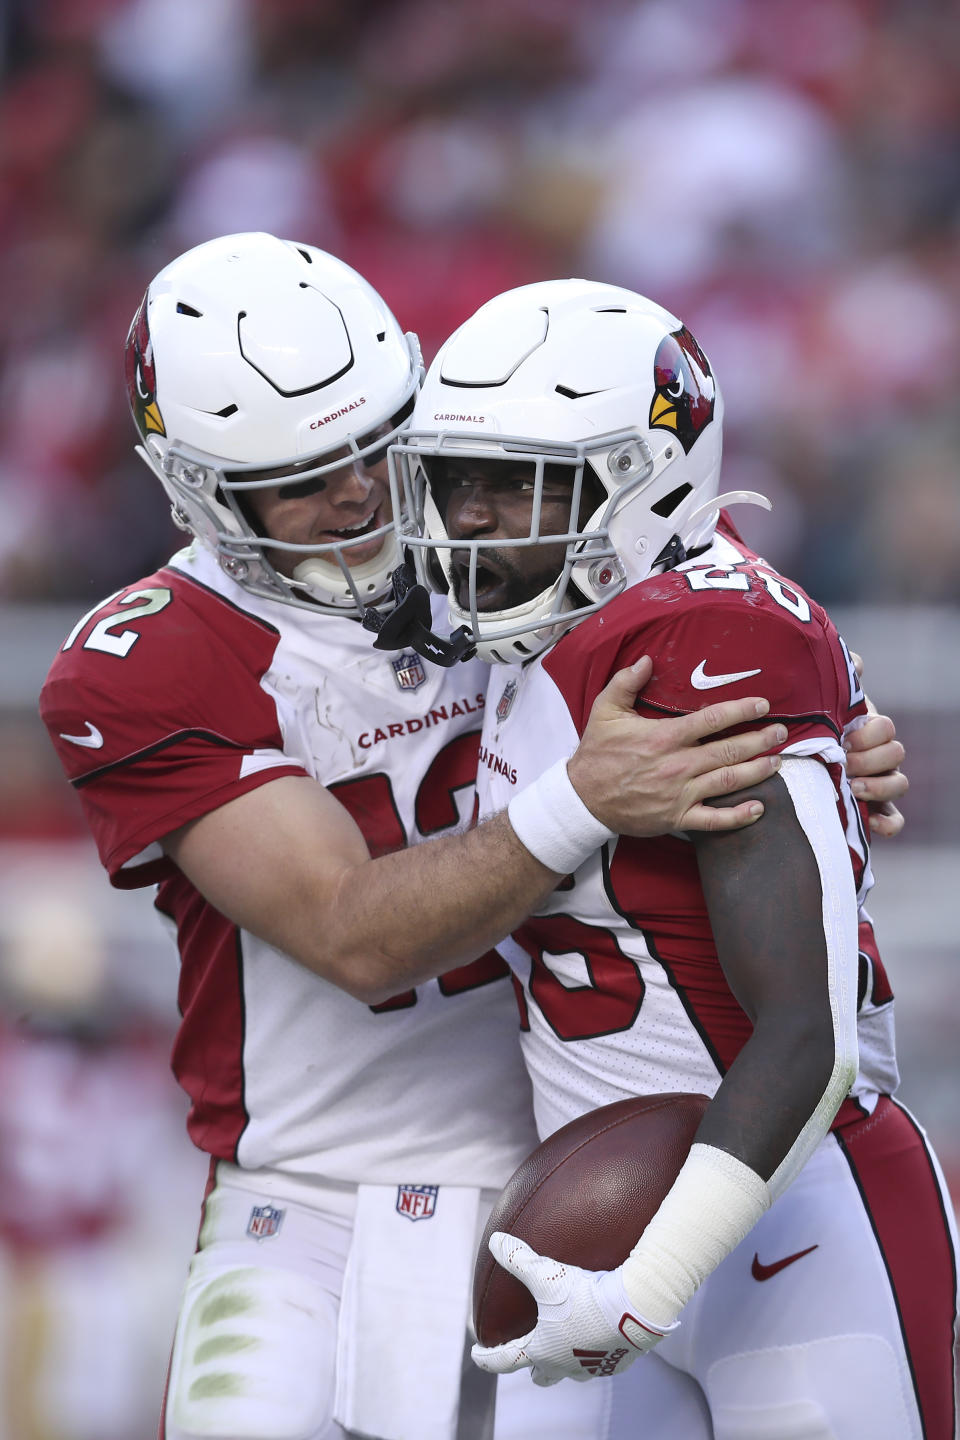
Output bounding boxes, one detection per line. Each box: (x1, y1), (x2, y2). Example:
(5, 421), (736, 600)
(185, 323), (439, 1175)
(594, 1267), (680, 1354)
(621, 1143), (771, 1328)
(508, 757), (615, 875)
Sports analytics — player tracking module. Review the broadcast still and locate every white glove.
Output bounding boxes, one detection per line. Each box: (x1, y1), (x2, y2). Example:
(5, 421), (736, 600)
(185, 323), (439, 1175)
(470, 1232), (677, 1387)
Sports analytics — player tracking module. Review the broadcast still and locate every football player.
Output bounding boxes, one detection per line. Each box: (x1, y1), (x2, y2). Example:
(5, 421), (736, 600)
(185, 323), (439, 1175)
(39, 234), (834, 1440)
(393, 280), (955, 1440)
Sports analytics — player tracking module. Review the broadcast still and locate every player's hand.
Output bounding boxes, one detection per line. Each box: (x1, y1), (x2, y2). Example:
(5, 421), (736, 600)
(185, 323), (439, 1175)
(844, 713), (908, 838)
(846, 652), (907, 838)
(471, 1232), (670, 1387)
(568, 657), (786, 836)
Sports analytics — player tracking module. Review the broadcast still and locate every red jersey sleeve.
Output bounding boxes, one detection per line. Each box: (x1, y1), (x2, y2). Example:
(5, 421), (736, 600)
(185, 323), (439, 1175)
(39, 570), (309, 886)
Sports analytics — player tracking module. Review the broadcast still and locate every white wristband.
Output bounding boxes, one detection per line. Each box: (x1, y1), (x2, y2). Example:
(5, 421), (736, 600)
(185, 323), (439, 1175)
(507, 757), (616, 875)
(621, 1143), (771, 1328)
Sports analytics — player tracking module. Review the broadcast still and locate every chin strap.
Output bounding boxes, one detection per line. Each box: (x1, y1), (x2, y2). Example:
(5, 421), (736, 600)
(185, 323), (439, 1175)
(652, 533), (689, 570)
(361, 562), (476, 667)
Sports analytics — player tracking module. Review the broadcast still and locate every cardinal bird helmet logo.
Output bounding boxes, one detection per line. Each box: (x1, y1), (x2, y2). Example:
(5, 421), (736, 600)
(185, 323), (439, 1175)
(124, 291), (166, 439)
(649, 326), (715, 455)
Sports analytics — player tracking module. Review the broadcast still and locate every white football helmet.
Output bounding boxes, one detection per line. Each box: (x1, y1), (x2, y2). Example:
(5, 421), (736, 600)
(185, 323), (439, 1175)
(125, 231), (422, 614)
(392, 279), (764, 664)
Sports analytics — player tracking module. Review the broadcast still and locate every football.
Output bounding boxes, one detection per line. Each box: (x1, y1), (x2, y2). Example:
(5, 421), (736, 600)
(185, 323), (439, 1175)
(473, 1092), (709, 1347)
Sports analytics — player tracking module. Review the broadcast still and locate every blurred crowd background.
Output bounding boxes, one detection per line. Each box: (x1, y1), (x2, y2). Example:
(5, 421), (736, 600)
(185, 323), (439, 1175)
(0, 1), (957, 1435)
(2, 0), (960, 610)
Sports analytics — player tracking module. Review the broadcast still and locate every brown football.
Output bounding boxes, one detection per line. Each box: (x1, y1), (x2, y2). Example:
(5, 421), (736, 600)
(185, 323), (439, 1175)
(473, 1092), (709, 1347)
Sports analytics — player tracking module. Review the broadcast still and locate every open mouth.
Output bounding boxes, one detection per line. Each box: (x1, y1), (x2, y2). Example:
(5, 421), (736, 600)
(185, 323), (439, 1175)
(451, 550), (511, 611)
(319, 509), (381, 544)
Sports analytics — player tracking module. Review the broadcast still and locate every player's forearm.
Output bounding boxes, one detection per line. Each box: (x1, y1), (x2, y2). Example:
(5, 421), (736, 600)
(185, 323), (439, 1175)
(616, 1020), (845, 1333)
(615, 760), (861, 1330)
(615, 1003), (841, 1330)
(692, 1008), (839, 1178)
(164, 771), (606, 1004)
(319, 810), (557, 1002)
(694, 758), (859, 1188)
(315, 755), (620, 1001)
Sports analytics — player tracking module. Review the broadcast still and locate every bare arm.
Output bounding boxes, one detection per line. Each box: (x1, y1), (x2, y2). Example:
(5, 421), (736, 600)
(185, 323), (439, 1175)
(164, 663), (786, 1004)
(691, 764), (856, 1178)
(164, 774), (554, 1005)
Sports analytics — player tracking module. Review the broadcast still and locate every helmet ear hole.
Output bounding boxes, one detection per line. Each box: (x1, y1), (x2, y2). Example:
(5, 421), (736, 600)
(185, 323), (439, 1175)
(650, 482), (692, 518)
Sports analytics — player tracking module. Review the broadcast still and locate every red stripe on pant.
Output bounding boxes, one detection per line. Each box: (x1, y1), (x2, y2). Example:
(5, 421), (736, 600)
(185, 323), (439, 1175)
(834, 1096), (958, 1440)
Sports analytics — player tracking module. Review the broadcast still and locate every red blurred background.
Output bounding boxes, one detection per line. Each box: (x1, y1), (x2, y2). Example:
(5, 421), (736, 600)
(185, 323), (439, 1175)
(0, 3), (957, 1434)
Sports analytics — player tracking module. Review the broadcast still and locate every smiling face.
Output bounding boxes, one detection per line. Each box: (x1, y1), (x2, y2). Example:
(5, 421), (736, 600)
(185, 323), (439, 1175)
(241, 429), (393, 578)
(430, 455), (603, 612)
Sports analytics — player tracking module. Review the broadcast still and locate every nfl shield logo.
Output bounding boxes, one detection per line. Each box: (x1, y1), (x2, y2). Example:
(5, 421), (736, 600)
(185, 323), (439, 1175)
(246, 1203), (285, 1240)
(392, 651), (427, 691)
(395, 1184), (439, 1221)
(496, 680), (518, 722)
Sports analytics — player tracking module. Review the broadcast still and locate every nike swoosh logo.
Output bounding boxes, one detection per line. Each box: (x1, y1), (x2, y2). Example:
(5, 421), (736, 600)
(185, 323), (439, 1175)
(691, 660), (763, 689)
(751, 1244), (819, 1281)
(59, 722), (104, 750)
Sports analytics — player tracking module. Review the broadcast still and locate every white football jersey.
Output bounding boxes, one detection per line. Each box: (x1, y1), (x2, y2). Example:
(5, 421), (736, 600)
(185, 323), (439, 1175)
(41, 543), (537, 1186)
(477, 535), (899, 1141)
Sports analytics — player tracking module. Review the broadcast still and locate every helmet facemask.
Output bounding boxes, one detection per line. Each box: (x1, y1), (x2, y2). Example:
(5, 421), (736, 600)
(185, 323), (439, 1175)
(392, 418), (720, 665)
(392, 434), (625, 664)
